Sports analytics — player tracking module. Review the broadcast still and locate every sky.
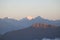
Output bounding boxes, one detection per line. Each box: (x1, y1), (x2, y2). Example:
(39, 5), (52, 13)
(0, 0), (60, 20)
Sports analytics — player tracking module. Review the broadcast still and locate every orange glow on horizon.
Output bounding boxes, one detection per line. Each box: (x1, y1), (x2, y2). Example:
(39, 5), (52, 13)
(27, 16), (34, 20)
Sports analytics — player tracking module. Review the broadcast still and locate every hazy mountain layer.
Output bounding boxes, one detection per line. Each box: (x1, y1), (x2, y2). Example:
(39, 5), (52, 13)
(1, 23), (60, 40)
(0, 16), (60, 34)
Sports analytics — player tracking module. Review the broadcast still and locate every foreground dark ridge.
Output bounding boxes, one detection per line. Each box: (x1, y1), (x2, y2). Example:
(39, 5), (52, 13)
(1, 23), (60, 40)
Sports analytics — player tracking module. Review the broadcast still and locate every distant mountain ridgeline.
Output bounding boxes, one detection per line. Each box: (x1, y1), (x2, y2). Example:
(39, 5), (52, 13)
(1, 23), (60, 40)
(0, 16), (60, 34)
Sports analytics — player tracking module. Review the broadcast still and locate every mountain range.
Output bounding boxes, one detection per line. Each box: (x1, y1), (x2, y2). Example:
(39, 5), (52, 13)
(1, 23), (60, 40)
(0, 16), (60, 34)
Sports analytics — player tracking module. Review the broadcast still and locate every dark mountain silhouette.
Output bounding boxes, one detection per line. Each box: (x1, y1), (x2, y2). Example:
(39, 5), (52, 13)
(0, 34), (2, 40)
(1, 23), (60, 40)
(0, 16), (60, 34)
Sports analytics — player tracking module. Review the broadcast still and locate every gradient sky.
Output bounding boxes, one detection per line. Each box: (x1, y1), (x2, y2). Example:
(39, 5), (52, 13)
(0, 0), (60, 20)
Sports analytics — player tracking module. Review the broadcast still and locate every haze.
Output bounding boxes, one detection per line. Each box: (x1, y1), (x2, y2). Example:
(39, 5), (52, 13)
(0, 0), (60, 20)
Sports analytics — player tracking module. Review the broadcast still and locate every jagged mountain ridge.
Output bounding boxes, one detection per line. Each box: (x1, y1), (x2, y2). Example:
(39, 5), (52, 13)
(0, 16), (60, 34)
(0, 18), (22, 34)
(19, 16), (60, 27)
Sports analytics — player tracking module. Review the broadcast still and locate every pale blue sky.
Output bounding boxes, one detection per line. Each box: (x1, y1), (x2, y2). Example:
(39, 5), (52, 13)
(0, 0), (60, 20)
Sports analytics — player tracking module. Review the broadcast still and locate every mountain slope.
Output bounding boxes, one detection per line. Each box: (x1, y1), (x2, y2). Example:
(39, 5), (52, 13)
(19, 16), (60, 27)
(0, 18), (22, 34)
(2, 23), (60, 40)
(0, 16), (60, 35)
